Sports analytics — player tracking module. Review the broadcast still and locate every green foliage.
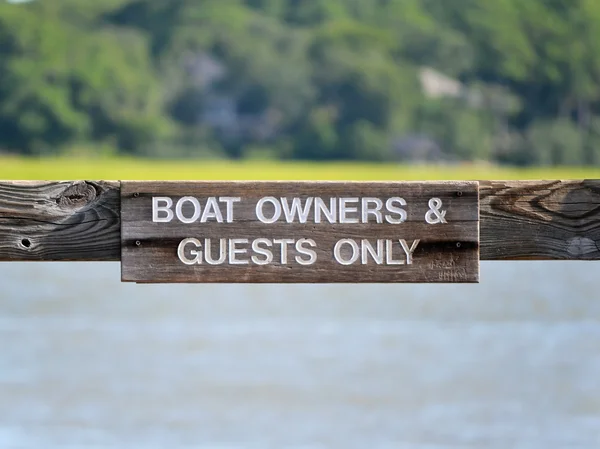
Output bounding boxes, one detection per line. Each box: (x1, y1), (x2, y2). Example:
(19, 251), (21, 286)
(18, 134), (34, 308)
(526, 119), (585, 166)
(0, 0), (165, 154)
(0, 0), (598, 165)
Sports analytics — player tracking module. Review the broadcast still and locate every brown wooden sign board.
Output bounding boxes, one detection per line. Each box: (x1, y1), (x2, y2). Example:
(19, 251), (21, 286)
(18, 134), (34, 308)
(121, 181), (479, 283)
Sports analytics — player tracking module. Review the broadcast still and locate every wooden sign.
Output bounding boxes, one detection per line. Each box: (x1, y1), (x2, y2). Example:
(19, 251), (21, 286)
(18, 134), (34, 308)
(121, 181), (479, 283)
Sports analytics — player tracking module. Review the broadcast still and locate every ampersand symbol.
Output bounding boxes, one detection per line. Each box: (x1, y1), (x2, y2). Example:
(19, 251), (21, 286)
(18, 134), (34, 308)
(425, 198), (447, 224)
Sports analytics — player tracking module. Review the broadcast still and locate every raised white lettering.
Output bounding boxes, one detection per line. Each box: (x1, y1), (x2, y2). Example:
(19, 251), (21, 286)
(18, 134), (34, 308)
(228, 238), (249, 264)
(314, 197), (337, 224)
(256, 197), (281, 223)
(200, 197), (224, 223)
(361, 239), (384, 264)
(175, 197), (201, 224)
(152, 197), (174, 223)
(399, 239), (420, 265)
(339, 198), (359, 224)
(361, 198), (383, 223)
(386, 239), (403, 265)
(251, 238), (273, 265)
(273, 238), (295, 264)
(334, 239), (359, 265)
(177, 238), (202, 265)
(219, 197), (240, 223)
(204, 238), (227, 265)
(295, 238), (317, 265)
(385, 197), (407, 224)
(281, 197), (314, 223)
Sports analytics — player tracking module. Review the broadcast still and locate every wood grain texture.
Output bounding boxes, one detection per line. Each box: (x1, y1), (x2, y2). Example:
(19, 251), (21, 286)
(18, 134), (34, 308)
(2, 180), (599, 267)
(0, 181), (120, 261)
(480, 180), (600, 260)
(121, 181), (479, 283)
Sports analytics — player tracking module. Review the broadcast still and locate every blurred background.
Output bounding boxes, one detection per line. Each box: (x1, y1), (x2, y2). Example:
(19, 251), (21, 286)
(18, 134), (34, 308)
(1, 0), (600, 167)
(1, 0), (600, 448)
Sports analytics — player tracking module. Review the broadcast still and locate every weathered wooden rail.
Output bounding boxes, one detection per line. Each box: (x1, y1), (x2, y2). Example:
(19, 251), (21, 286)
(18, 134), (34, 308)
(0, 180), (599, 262)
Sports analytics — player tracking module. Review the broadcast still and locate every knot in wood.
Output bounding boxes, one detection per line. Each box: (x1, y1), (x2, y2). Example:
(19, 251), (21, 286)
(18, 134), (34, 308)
(57, 181), (97, 208)
(566, 237), (598, 258)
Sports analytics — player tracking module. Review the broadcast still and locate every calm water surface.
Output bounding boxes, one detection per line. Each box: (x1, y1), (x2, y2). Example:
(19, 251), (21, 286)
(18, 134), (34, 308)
(1, 262), (600, 449)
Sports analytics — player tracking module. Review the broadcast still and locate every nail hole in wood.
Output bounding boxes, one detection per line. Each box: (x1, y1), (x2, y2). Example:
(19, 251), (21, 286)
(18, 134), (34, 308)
(456, 242), (461, 248)
(135, 241), (141, 246)
(457, 191), (463, 197)
(21, 238), (32, 249)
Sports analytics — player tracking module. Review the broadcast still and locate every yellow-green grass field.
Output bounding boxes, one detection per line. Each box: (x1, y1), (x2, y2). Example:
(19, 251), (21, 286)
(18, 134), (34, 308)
(1, 155), (599, 181)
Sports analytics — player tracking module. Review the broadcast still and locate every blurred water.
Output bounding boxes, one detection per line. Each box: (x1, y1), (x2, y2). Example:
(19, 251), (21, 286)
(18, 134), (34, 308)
(1, 262), (599, 449)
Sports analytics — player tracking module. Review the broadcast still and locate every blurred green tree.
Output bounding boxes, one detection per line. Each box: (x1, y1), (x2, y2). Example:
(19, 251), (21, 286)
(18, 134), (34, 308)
(0, 0), (598, 165)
